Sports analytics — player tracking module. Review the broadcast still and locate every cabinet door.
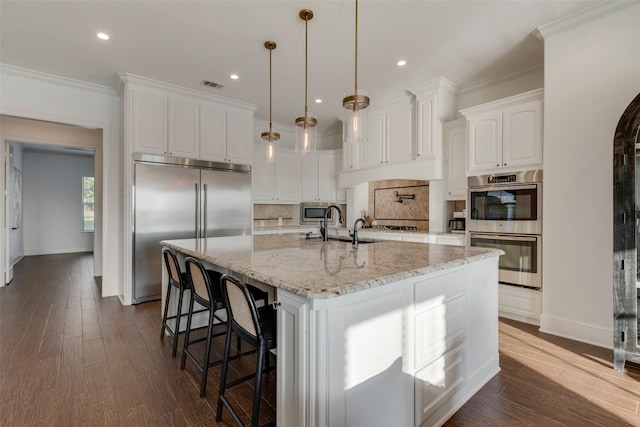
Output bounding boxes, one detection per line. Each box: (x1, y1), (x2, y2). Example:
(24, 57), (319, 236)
(226, 109), (252, 164)
(502, 100), (542, 169)
(132, 91), (167, 155)
(386, 102), (413, 163)
(301, 154), (318, 201)
(361, 109), (385, 168)
(445, 120), (467, 200)
(317, 152), (336, 202)
(416, 92), (436, 159)
(335, 151), (347, 203)
(168, 99), (199, 159)
(275, 151), (302, 203)
(199, 105), (228, 162)
(467, 112), (502, 173)
(252, 147), (276, 201)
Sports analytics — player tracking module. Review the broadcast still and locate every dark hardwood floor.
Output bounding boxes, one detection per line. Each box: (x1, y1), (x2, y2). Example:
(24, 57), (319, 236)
(1, 253), (639, 426)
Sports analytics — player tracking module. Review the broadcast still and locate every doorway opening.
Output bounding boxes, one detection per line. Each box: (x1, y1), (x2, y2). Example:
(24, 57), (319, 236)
(1, 115), (103, 286)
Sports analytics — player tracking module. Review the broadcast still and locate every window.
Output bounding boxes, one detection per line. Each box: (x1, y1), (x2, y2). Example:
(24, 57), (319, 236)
(82, 176), (94, 232)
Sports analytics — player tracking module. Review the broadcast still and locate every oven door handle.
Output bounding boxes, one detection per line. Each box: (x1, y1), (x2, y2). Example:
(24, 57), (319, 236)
(470, 233), (538, 242)
(469, 184), (538, 192)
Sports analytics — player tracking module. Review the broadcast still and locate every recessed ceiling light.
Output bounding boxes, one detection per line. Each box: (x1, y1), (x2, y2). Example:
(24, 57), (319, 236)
(315, 98), (322, 103)
(96, 32), (110, 41)
(230, 74), (239, 80)
(397, 60), (407, 67)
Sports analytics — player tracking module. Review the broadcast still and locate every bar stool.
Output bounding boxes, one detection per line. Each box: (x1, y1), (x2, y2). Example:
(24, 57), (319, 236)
(216, 274), (277, 427)
(180, 257), (270, 397)
(160, 248), (207, 357)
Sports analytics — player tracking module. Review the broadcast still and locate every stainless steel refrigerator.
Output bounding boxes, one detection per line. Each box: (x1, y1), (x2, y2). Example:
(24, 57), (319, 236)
(133, 154), (252, 304)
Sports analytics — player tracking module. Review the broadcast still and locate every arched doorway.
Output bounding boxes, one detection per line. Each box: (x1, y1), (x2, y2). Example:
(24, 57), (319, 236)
(613, 92), (640, 370)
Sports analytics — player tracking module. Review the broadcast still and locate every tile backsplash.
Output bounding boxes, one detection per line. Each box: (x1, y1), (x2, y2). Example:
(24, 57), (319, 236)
(253, 204), (296, 228)
(367, 179), (430, 230)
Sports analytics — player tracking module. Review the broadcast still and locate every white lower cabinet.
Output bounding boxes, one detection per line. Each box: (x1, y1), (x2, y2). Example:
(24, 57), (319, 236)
(276, 258), (499, 427)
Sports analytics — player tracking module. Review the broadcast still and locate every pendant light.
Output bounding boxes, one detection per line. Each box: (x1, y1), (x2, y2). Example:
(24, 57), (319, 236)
(261, 41), (280, 162)
(295, 9), (317, 154)
(343, 0), (369, 145)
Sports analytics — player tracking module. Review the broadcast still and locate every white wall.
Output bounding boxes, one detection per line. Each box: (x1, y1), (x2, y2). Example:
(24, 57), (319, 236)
(540, 3), (640, 347)
(0, 65), (121, 298)
(23, 151), (94, 255)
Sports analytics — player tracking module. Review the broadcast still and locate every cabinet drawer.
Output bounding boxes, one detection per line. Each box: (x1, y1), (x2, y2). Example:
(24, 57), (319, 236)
(414, 292), (466, 369)
(415, 342), (466, 426)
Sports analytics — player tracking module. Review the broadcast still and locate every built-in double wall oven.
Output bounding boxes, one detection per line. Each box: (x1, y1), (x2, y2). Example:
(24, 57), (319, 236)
(468, 170), (542, 289)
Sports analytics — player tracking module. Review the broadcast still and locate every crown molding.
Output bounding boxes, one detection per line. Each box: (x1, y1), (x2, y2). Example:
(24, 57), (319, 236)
(534, 0), (640, 40)
(457, 63), (543, 96)
(117, 72), (258, 112)
(0, 63), (117, 97)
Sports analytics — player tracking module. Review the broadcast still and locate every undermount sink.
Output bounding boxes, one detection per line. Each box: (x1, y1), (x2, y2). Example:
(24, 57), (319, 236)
(326, 236), (380, 244)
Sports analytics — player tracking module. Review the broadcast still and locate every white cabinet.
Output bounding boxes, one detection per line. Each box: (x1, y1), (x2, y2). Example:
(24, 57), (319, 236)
(410, 77), (458, 161)
(463, 89), (543, 175)
(335, 150), (347, 203)
(444, 119), (467, 200)
(131, 91), (199, 158)
(361, 98), (413, 168)
(132, 91), (166, 155)
(301, 152), (336, 202)
(253, 147), (301, 203)
(120, 74), (255, 164)
(200, 105), (252, 164)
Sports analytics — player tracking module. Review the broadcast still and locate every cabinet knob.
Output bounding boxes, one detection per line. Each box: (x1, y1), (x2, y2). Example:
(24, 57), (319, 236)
(503, 163), (507, 166)
(496, 164), (500, 167)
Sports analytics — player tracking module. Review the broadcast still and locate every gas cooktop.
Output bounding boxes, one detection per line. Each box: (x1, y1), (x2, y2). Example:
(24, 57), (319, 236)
(370, 225), (418, 231)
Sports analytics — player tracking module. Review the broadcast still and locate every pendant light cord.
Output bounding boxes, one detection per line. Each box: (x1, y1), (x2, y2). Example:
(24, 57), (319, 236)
(304, 14), (309, 116)
(354, 0), (359, 96)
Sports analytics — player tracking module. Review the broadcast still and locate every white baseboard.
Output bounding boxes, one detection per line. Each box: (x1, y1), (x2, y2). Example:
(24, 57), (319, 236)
(24, 248), (93, 256)
(499, 285), (541, 326)
(539, 314), (613, 349)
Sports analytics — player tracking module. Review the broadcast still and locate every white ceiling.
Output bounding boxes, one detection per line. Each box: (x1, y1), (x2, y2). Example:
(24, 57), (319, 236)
(0, 1), (604, 134)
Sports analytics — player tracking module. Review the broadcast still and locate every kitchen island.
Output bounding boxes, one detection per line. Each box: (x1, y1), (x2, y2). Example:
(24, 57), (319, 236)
(161, 234), (502, 427)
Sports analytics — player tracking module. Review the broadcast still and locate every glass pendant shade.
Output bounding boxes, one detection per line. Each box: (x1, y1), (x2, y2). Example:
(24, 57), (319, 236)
(295, 9), (317, 154)
(262, 131), (278, 162)
(262, 41), (279, 162)
(295, 115), (317, 154)
(343, 0), (369, 145)
(343, 93), (369, 145)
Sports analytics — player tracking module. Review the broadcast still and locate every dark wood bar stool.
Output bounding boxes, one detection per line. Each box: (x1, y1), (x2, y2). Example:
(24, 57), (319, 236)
(160, 248), (207, 357)
(216, 274), (277, 427)
(180, 257), (270, 398)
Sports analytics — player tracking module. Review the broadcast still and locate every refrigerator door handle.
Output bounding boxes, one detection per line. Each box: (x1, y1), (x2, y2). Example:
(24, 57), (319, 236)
(195, 183), (200, 239)
(203, 184), (208, 239)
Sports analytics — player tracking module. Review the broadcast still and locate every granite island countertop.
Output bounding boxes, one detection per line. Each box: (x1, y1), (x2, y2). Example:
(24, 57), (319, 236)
(161, 234), (502, 299)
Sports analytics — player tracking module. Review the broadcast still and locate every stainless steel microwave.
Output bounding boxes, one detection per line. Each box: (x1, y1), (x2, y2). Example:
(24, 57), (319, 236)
(300, 203), (331, 224)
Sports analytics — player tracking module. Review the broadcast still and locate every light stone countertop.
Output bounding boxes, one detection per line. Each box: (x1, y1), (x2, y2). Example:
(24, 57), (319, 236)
(161, 234), (502, 300)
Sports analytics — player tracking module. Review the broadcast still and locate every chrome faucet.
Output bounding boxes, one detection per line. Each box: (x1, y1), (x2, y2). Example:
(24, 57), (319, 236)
(351, 218), (366, 246)
(320, 205), (344, 241)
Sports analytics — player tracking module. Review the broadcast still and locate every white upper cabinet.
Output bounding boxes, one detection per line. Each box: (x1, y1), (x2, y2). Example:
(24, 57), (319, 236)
(302, 152), (336, 202)
(132, 91), (199, 159)
(168, 98), (200, 158)
(361, 97), (413, 168)
(200, 105), (252, 164)
(132, 90), (169, 156)
(119, 73), (256, 164)
(444, 119), (467, 200)
(462, 89), (543, 175)
(253, 147), (301, 203)
(410, 77), (458, 161)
